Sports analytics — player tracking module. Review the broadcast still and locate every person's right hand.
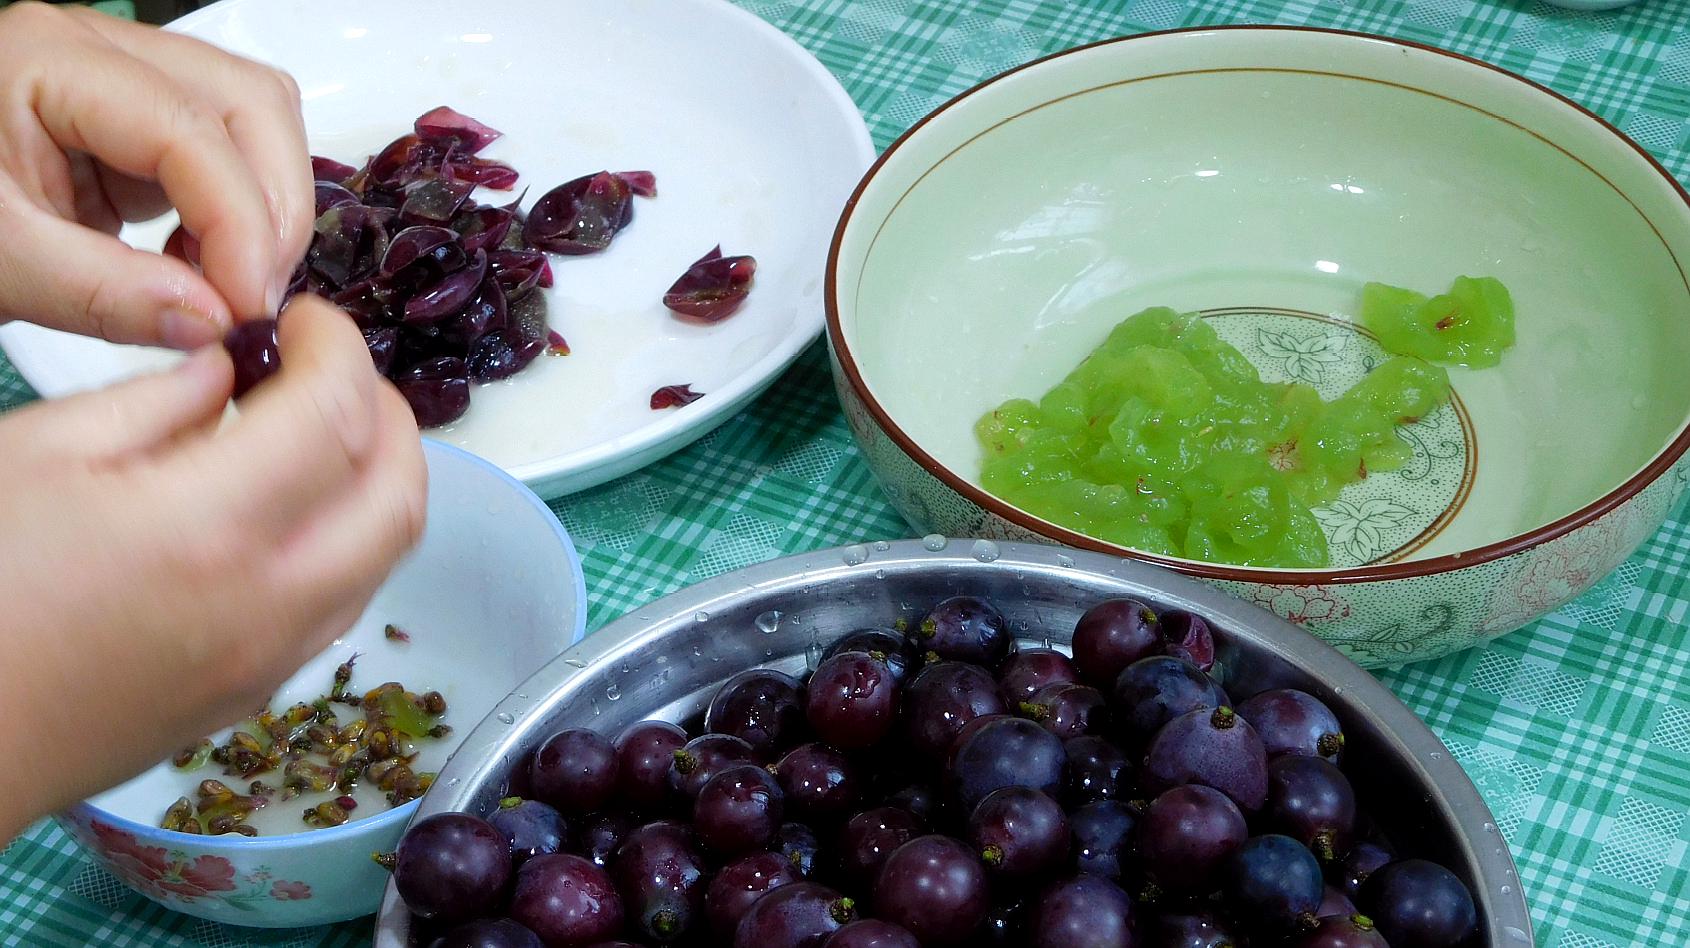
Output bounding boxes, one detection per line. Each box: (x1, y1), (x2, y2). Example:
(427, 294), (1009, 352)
(0, 295), (427, 842)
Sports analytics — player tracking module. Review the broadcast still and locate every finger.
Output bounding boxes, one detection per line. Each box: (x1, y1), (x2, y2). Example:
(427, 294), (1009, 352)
(66, 152), (122, 235)
(96, 166), (173, 224)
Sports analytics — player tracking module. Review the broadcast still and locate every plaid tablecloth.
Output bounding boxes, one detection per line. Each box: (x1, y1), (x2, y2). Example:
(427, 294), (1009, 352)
(4, 0), (1690, 945)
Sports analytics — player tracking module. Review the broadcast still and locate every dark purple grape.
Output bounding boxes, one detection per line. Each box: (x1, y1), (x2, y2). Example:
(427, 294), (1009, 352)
(1236, 689), (1346, 763)
(1021, 682), (1107, 740)
(1358, 859), (1478, 948)
(824, 629), (915, 684)
(1333, 840), (1394, 898)
(573, 811), (637, 870)
(705, 669), (807, 760)
(488, 797), (567, 866)
(529, 729), (619, 814)
(1265, 755), (1356, 862)
(774, 822), (822, 876)
(1072, 598), (1161, 687)
(909, 597), (1011, 667)
(1068, 801), (1136, 880)
(508, 854), (623, 948)
(1063, 735), (1130, 805)
(945, 713), (1011, 769)
(664, 245), (757, 322)
(904, 662), (1007, 758)
(949, 716), (1066, 812)
(1152, 912), (1239, 948)
(668, 733), (755, 801)
(1225, 834), (1324, 930)
(1158, 610), (1215, 672)
(1031, 875), (1135, 948)
(805, 652), (898, 750)
(615, 720), (689, 812)
(612, 821), (708, 944)
(467, 328), (544, 382)
(364, 326), (398, 375)
(707, 851), (804, 939)
(526, 171), (641, 255)
(394, 356), (471, 427)
(821, 919), (920, 948)
(733, 881), (855, 948)
(774, 743), (862, 822)
(315, 180), (360, 216)
(884, 783), (939, 825)
(874, 835), (989, 946)
(968, 787), (1068, 878)
(996, 648), (1080, 704)
(694, 763), (785, 856)
(392, 813), (510, 922)
(1291, 914), (1392, 948)
(1318, 884), (1358, 918)
(837, 806), (923, 886)
(1140, 784), (1248, 894)
(978, 898), (1028, 946)
(1111, 656), (1228, 749)
(224, 319), (281, 398)
(427, 918), (543, 948)
(312, 155), (358, 183)
(1142, 706), (1268, 813)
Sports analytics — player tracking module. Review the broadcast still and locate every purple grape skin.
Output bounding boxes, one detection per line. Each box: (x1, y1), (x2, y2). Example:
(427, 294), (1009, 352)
(1071, 598), (1161, 687)
(949, 716), (1067, 812)
(1031, 875), (1136, 948)
(1139, 784), (1248, 894)
(732, 881), (856, 948)
(1068, 801), (1136, 880)
(1236, 688), (1346, 763)
(668, 733), (755, 801)
(774, 822), (823, 876)
(427, 918), (543, 948)
(507, 854), (623, 948)
(773, 743), (863, 822)
(1358, 859), (1479, 948)
(1152, 913), (1238, 948)
(1158, 609), (1215, 672)
(223, 319), (281, 398)
(1225, 834), (1325, 929)
(392, 813), (510, 922)
(1142, 706), (1269, 813)
(836, 806), (924, 887)
(706, 851), (804, 939)
(611, 820), (708, 944)
(968, 787), (1069, 878)
(393, 362), (470, 427)
(824, 629), (915, 684)
(805, 652), (899, 750)
(573, 811), (637, 870)
(704, 669), (807, 760)
(997, 648), (1080, 704)
(1063, 734), (1130, 805)
(1265, 755), (1357, 862)
(1022, 682), (1108, 740)
(1333, 840), (1395, 898)
(615, 720), (689, 812)
(821, 919), (921, 948)
(909, 596), (1011, 667)
(529, 729), (620, 815)
(903, 662), (1008, 758)
(1111, 655), (1229, 749)
(694, 763), (785, 856)
(487, 797), (568, 866)
(873, 836), (990, 946)
(1318, 884), (1358, 919)
(1291, 914), (1393, 948)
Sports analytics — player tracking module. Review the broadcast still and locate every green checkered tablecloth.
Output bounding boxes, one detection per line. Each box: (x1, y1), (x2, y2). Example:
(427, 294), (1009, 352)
(4, 0), (1690, 945)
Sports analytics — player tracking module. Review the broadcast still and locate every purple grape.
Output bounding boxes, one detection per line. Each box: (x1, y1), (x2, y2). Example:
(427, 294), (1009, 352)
(821, 919), (920, 948)
(1071, 598), (1161, 687)
(824, 629), (915, 684)
(1151, 912), (1239, 948)
(883, 783), (939, 825)
(526, 171), (642, 256)
(1139, 784), (1248, 894)
(774, 743), (862, 822)
(224, 319), (281, 398)
(949, 716), (1066, 812)
(694, 763), (785, 856)
(1068, 801), (1136, 880)
(733, 881), (856, 948)
(392, 813), (510, 922)
(529, 729), (619, 814)
(1358, 859), (1478, 948)
(612, 820), (708, 944)
(668, 733), (755, 801)
(837, 806), (923, 886)
(706, 851), (803, 939)
(1031, 875), (1135, 948)
(1142, 706), (1268, 813)
(508, 854), (623, 948)
(427, 918), (543, 948)
(874, 836), (989, 946)
(615, 720), (688, 812)
(904, 662), (1007, 758)
(997, 648), (1080, 704)
(1291, 914), (1392, 948)
(1236, 688), (1346, 763)
(394, 355), (471, 427)
(968, 787), (1069, 878)
(945, 713), (1011, 769)
(1021, 682), (1108, 740)
(487, 797), (567, 866)
(1265, 756), (1356, 862)
(909, 597), (1011, 667)
(1318, 884), (1358, 918)
(1333, 840), (1394, 898)
(1111, 656), (1228, 749)
(705, 669), (807, 760)
(664, 245), (757, 322)
(806, 652), (899, 750)
(1063, 734), (1130, 806)
(573, 811), (637, 870)
(774, 822), (823, 876)
(1158, 610), (1215, 671)
(1225, 834), (1324, 930)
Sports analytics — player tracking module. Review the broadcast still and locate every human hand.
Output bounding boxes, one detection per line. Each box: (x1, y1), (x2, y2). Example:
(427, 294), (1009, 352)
(0, 1), (312, 348)
(0, 295), (426, 841)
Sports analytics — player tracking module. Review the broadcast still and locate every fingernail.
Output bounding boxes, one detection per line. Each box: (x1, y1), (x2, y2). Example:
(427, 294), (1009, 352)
(161, 308), (226, 350)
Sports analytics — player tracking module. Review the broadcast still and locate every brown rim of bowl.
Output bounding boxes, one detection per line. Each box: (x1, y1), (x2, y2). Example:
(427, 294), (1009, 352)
(824, 24), (1690, 586)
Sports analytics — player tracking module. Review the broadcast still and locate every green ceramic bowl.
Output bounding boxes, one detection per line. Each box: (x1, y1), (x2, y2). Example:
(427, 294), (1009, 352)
(827, 26), (1690, 666)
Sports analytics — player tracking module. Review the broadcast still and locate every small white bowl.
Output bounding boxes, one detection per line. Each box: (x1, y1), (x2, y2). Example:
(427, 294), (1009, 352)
(57, 440), (586, 927)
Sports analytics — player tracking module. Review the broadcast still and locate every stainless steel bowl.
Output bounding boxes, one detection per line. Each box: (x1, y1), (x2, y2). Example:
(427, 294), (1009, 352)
(375, 540), (1533, 946)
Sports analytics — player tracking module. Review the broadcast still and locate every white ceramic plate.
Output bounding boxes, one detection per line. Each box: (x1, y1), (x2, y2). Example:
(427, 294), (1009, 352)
(0, 0), (874, 498)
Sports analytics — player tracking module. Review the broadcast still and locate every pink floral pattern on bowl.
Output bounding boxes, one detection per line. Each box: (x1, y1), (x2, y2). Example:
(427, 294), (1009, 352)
(76, 819), (313, 914)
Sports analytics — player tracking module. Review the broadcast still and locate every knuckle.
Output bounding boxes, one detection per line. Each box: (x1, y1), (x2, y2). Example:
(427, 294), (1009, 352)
(270, 69), (302, 105)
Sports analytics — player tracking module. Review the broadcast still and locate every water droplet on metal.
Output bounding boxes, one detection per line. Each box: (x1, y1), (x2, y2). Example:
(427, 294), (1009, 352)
(1056, 553), (1075, 568)
(755, 610), (783, 635)
(514, 693), (527, 699)
(605, 684), (621, 701)
(1429, 751), (1444, 760)
(922, 534), (947, 551)
(806, 643), (825, 670)
(564, 658), (588, 669)
(1483, 822), (1496, 834)
(496, 711), (515, 725)
(874, 568), (886, 580)
(655, 655), (668, 665)
(842, 544), (869, 566)
(1499, 884), (1512, 895)
(691, 644), (703, 657)
(872, 540), (891, 551)
(694, 611), (710, 623)
(1503, 926), (1530, 944)
(763, 649), (774, 658)
(970, 539), (1000, 562)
